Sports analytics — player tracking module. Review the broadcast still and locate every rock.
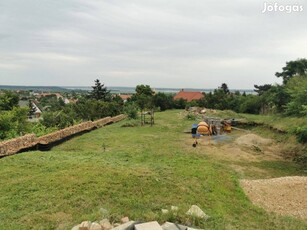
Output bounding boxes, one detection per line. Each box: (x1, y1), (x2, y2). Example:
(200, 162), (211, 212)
(161, 209), (169, 214)
(71, 224), (80, 230)
(80, 221), (92, 230)
(90, 222), (102, 230)
(161, 222), (203, 230)
(171, 206), (179, 212)
(99, 208), (109, 219)
(100, 219), (112, 230)
(200, 109), (206, 114)
(121, 216), (129, 223)
(161, 222), (186, 230)
(111, 221), (135, 230)
(186, 205), (209, 219)
(135, 221), (163, 230)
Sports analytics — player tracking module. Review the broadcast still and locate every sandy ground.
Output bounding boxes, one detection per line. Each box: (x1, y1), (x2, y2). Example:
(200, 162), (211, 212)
(240, 177), (307, 219)
(184, 131), (307, 220)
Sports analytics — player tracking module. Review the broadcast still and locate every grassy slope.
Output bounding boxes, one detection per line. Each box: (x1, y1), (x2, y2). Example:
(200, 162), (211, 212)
(0, 110), (306, 230)
(212, 110), (307, 132)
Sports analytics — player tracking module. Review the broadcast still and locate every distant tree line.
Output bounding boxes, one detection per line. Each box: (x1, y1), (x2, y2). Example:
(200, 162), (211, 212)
(0, 79), (123, 140)
(0, 59), (306, 141)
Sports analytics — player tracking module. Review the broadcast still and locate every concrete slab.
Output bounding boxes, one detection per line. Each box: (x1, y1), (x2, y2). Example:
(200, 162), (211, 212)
(135, 221), (163, 230)
(111, 221), (135, 230)
(161, 222), (185, 230)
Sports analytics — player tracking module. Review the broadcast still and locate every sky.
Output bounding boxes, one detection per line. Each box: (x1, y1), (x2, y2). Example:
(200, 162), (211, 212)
(0, 0), (306, 89)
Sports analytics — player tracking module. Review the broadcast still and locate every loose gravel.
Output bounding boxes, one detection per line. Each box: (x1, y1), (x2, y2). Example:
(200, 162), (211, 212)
(240, 176), (307, 219)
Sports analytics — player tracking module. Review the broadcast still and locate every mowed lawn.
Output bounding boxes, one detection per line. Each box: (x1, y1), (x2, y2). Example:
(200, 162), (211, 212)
(0, 110), (306, 229)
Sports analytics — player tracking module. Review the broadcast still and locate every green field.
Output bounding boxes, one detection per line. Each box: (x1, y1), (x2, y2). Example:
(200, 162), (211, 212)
(0, 110), (306, 229)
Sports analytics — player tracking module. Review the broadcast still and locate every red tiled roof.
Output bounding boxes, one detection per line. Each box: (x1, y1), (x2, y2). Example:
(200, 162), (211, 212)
(173, 91), (204, 102)
(119, 94), (132, 100)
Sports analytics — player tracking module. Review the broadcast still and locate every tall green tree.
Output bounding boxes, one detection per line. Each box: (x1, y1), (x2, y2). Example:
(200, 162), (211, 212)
(275, 58), (307, 84)
(284, 76), (307, 116)
(220, 83), (230, 94)
(153, 92), (174, 111)
(131, 85), (154, 111)
(90, 79), (111, 101)
(0, 91), (19, 111)
(254, 84), (272, 95)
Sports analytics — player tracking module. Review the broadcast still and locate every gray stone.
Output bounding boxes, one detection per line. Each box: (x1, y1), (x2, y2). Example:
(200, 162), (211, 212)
(161, 222), (185, 230)
(90, 222), (102, 230)
(100, 219), (112, 230)
(135, 221), (163, 230)
(171, 206), (179, 212)
(186, 205), (209, 219)
(121, 216), (129, 223)
(80, 221), (92, 230)
(158, 222), (204, 230)
(111, 221), (135, 230)
(71, 224), (80, 230)
(161, 209), (169, 214)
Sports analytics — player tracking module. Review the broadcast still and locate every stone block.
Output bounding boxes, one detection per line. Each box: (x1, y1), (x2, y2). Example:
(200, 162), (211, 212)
(111, 221), (135, 230)
(90, 222), (102, 230)
(135, 221), (163, 230)
(186, 205), (209, 219)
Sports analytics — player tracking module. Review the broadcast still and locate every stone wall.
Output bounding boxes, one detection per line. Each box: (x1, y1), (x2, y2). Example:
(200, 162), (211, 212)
(38, 121), (94, 145)
(92, 116), (112, 128)
(0, 114), (127, 158)
(111, 114), (127, 123)
(0, 134), (37, 157)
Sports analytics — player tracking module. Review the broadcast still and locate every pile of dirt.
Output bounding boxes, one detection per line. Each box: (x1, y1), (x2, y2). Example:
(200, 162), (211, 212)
(235, 134), (272, 147)
(240, 176), (307, 219)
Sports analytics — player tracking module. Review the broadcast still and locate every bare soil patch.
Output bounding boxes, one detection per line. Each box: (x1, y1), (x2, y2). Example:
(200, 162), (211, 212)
(240, 176), (307, 219)
(184, 132), (282, 163)
(235, 133), (272, 147)
(183, 131), (307, 220)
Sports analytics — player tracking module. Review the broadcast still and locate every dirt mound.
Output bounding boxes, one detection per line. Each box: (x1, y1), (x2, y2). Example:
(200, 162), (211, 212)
(240, 176), (307, 219)
(235, 134), (272, 147)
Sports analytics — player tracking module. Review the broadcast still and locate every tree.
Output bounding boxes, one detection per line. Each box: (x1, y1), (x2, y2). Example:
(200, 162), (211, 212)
(0, 107), (30, 140)
(284, 76), (307, 116)
(90, 79), (111, 101)
(135, 85), (154, 97)
(153, 92), (173, 111)
(0, 91), (19, 111)
(220, 83), (230, 94)
(131, 85), (154, 111)
(275, 58), (307, 84)
(239, 95), (261, 114)
(123, 102), (139, 119)
(254, 84), (272, 95)
(28, 100), (37, 117)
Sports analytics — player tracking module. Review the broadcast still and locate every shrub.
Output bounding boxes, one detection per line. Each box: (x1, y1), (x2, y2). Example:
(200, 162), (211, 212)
(186, 113), (197, 120)
(124, 102), (139, 119)
(295, 126), (307, 144)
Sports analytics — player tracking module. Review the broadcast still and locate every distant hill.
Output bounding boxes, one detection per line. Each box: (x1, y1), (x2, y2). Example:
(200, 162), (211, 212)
(0, 85), (70, 92)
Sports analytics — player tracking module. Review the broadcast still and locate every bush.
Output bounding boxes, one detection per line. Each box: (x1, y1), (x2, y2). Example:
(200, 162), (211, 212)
(0, 107), (30, 140)
(186, 113), (197, 120)
(295, 126), (307, 144)
(124, 102), (139, 119)
(121, 120), (139, 127)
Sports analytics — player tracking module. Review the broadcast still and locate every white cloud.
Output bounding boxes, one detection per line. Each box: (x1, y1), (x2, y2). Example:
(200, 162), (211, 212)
(0, 0), (306, 88)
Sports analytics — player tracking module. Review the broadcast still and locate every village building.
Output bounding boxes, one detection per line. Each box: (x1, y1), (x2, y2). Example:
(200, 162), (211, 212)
(173, 89), (204, 102)
(118, 94), (132, 103)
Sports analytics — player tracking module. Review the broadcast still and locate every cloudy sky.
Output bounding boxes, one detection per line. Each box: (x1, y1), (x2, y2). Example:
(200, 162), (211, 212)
(0, 0), (306, 89)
